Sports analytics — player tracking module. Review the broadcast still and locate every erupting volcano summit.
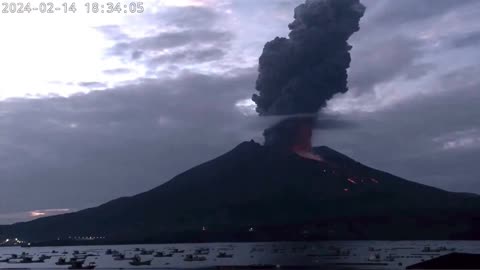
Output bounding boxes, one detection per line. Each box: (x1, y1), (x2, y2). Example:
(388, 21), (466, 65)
(252, 0), (365, 158)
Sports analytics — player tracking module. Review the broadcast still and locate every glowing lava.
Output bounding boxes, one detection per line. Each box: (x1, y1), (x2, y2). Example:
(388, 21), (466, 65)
(264, 116), (324, 162)
(290, 118), (324, 162)
(347, 178), (357, 184)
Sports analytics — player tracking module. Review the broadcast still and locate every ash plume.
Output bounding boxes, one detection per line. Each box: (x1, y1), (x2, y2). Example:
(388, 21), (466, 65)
(252, 0), (365, 152)
(253, 0), (365, 116)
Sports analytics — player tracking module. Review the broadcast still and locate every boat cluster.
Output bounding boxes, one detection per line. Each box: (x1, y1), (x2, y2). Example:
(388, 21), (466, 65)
(0, 243), (465, 269)
(0, 252), (51, 264)
(421, 246), (456, 253)
(103, 246), (235, 266)
(0, 250), (99, 269)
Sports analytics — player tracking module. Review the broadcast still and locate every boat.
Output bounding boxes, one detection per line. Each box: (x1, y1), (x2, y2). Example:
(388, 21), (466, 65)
(384, 254), (395, 262)
(113, 253), (134, 261)
(105, 249), (113, 255)
(434, 246), (455, 252)
(154, 251), (173, 257)
(184, 254), (207, 262)
(421, 246), (455, 253)
(368, 254), (381, 262)
(217, 252), (234, 258)
(39, 254), (52, 260)
(55, 257), (69, 265)
(194, 248), (210, 255)
(55, 257), (83, 266)
(129, 260), (152, 266)
(85, 253), (98, 258)
(0, 255), (14, 263)
(129, 255), (152, 266)
(421, 246), (432, 252)
(170, 248), (185, 253)
(7, 256), (46, 264)
(68, 261), (96, 269)
(140, 249), (155, 255)
(74, 255), (88, 260)
(32, 257), (46, 263)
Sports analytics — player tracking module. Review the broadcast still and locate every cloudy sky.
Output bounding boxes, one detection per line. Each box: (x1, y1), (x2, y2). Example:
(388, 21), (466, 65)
(1, 0), (479, 224)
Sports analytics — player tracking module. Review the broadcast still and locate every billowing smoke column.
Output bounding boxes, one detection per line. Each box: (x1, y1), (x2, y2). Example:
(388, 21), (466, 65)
(252, 0), (365, 155)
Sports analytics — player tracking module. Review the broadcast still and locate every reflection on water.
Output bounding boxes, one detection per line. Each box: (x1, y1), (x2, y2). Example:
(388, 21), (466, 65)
(0, 241), (479, 269)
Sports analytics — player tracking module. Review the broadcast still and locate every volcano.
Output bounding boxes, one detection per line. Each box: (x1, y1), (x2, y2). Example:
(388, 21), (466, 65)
(2, 141), (480, 243)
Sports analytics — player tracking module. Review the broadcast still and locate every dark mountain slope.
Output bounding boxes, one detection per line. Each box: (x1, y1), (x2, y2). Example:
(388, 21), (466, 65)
(3, 141), (480, 242)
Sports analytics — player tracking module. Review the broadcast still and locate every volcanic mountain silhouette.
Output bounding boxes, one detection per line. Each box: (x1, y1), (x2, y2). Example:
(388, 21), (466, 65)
(2, 141), (480, 243)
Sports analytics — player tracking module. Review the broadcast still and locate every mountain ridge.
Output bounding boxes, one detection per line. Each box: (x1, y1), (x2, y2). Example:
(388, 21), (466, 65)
(2, 141), (480, 243)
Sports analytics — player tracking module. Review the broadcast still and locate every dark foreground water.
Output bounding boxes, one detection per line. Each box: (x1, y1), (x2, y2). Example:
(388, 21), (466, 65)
(1, 241), (479, 269)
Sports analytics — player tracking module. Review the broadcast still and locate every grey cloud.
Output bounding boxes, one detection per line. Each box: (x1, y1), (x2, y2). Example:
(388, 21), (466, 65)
(78, 82), (107, 89)
(362, 0), (477, 26)
(451, 31), (480, 48)
(318, 67), (480, 193)
(147, 47), (226, 67)
(437, 65), (480, 92)
(131, 30), (232, 53)
(103, 5), (233, 68)
(95, 25), (130, 41)
(103, 68), (132, 75)
(0, 68), (260, 217)
(131, 50), (143, 60)
(333, 0), (477, 112)
(158, 6), (221, 29)
(348, 36), (432, 94)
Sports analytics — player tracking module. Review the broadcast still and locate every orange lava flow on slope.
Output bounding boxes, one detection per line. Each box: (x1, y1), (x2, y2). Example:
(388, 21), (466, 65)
(290, 118), (324, 162)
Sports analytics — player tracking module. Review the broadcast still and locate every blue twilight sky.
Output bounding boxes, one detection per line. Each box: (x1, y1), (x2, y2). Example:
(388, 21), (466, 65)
(0, 0), (480, 224)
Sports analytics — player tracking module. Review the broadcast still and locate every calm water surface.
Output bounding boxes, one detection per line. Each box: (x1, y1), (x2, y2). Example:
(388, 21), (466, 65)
(1, 241), (479, 269)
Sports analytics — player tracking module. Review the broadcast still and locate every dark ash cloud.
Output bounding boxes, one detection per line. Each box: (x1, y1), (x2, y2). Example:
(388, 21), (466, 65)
(253, 0), (365, 115)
